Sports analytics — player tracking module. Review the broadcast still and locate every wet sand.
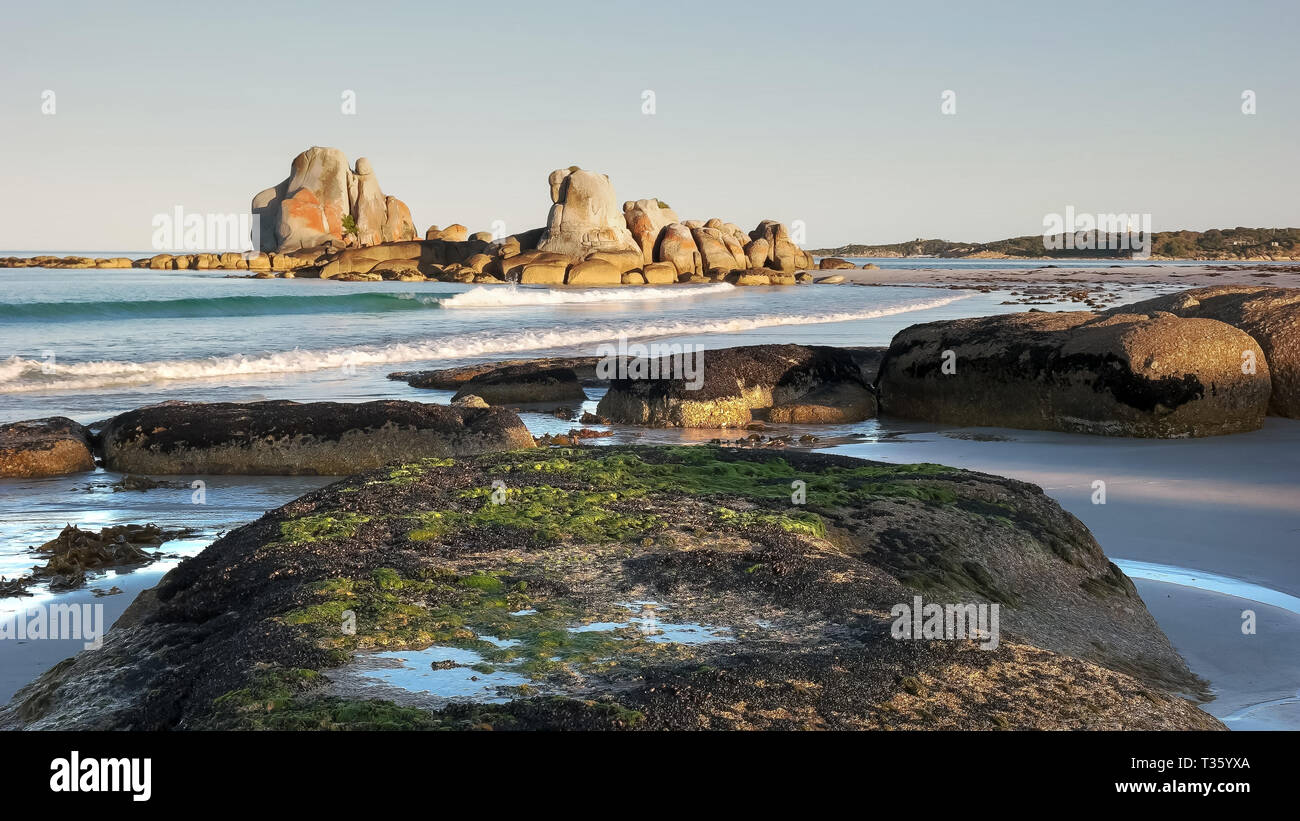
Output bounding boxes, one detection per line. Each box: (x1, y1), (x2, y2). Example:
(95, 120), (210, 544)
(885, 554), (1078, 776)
(1136, 580), (1300, 731)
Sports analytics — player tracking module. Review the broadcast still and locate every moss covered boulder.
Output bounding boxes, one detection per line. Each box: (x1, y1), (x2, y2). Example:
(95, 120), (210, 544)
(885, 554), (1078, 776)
(1, 446), (1218, 730)
(100, 400), (534, 475)
(877, 311), (1270, 437)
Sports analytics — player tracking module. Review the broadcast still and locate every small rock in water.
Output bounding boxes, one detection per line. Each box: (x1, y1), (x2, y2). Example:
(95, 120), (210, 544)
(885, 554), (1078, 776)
(0, 576), (32, 598)
(115, 474), (182, 491)
(568, 427), (613, 440)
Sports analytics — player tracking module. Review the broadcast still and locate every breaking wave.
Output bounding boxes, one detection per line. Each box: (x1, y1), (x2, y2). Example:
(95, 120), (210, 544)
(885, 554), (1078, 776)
(0, 294), (973, 393)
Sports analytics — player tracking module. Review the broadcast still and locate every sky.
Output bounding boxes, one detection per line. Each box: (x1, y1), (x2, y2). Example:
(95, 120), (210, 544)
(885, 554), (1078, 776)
(1, 0), (1297, 251)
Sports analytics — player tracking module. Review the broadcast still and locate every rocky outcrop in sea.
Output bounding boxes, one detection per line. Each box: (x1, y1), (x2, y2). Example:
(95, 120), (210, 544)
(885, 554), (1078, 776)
(252, 147), (417, 253)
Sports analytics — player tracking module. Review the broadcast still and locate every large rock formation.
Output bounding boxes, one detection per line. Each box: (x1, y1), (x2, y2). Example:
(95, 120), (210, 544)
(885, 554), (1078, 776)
(536, 167), (641, 259)
(0, 417), (95, 478)
(523, 167), (813, 284)
(99, 400), (534, 475)
(0, 446), (1218, 730)
(1108, 286), (1300, 418)
(597, 344), (878, 427)
(16, 161), (813, 286)
(252, 147), (418, 253)
(13, 162), (814, 286)
(619, 199), (812, 280)
(877, 311), (1271, 437)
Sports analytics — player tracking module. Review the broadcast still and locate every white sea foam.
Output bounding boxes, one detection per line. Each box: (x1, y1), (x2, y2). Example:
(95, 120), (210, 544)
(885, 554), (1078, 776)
(0, 294), (972, 393)
(435, 282), (736, 308)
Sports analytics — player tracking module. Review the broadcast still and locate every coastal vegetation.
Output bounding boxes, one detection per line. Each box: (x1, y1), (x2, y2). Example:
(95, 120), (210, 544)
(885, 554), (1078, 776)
(810, 227), (1300, 260)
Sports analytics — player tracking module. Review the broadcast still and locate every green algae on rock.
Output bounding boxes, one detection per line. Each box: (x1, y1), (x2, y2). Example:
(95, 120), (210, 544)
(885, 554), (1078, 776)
(0, 445), (1220, 731)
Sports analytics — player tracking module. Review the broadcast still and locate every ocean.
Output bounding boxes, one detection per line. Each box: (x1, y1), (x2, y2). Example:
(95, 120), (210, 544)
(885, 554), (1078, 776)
(0, 264), (1016, 422)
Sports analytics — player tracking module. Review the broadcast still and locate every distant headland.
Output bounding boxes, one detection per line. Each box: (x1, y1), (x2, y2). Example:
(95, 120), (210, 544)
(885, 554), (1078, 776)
(810, 228), (1300, 261)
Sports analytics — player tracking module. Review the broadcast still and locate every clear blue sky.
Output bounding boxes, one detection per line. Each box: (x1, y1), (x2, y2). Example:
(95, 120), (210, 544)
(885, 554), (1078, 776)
(1, 0), (1297, 251)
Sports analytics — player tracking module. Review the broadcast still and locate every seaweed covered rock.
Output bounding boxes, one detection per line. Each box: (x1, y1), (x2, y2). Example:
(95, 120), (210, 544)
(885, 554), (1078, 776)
(877, 311), (1270, 437)
(31, 524), (175, 591)
(392, 356), (604, 390)
(99, 400), (534, 475)
(596, 344), (878, 427)
(0, 416), (95, 478)
(1109, 285), (1300, 418)
(1, 446), (1217, 730)
(450, 364), (587, 406)
(1, 523), (183, 596)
